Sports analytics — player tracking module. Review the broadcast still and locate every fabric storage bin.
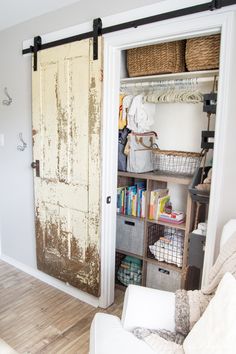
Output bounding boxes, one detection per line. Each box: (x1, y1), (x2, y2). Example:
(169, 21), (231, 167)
(116, 215), (144, 256)
(127, 40), (186, 77)
(185, 34), (220, 71)
(146, 262), (181, 292)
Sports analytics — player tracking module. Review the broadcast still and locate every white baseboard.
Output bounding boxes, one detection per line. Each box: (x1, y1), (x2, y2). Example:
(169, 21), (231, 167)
(0, 253), (99, 308)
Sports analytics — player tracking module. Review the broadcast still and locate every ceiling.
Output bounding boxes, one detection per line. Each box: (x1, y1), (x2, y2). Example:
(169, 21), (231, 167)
(0, 0), (82, 31)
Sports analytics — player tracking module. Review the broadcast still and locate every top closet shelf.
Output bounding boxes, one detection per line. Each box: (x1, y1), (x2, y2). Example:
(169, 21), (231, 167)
(120, 69), (219, 85)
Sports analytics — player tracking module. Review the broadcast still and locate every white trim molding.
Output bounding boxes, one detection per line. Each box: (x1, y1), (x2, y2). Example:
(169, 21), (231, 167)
(101, 9), (236, 306)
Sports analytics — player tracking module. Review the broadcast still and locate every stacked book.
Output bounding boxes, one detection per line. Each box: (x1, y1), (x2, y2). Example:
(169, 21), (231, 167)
(117, 182), (146, 218)
(149, 189), (185, 224)
(159, 211), (185, 224)
(149, 189), (169, 220)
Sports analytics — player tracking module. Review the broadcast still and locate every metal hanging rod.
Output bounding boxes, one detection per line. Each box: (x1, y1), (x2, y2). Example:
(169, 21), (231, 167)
(120, 77), (216, 89)
(22, 0), (236, 70)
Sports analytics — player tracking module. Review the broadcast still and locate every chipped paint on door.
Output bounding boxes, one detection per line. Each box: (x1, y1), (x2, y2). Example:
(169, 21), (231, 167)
(32, 38), (103, 297)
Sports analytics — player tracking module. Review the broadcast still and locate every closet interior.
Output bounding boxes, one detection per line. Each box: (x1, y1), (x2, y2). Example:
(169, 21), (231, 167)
(115, 34), (220, 293)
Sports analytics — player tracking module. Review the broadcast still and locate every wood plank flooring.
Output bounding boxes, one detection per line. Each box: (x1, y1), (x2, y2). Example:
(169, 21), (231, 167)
(0, 261), (124, 354)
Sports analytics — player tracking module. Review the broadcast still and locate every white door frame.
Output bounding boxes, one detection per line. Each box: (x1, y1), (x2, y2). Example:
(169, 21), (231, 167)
(99, 9), (236, 308)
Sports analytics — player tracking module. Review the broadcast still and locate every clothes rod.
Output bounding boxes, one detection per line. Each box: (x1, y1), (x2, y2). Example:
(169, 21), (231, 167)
(120, 77), (217, 88)
(22, 0), (236, 55)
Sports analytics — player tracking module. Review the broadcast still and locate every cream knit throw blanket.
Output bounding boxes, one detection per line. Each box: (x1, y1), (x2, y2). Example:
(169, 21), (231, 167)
(133, 231), (236, 348)
(176, 230), (236, 336)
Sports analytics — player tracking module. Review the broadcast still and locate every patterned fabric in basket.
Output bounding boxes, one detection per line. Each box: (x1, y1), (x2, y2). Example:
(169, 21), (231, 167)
(117, 256), (142, 286)
(149, 229), (184, 268)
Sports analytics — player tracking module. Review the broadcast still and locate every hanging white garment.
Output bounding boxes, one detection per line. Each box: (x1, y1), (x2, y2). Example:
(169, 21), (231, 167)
(127, 94), (154, 132)
(122, 95), (133, 120)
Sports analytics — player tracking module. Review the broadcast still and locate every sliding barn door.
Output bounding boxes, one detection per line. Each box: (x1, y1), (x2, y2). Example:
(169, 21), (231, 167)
(32, 38), (102, 296)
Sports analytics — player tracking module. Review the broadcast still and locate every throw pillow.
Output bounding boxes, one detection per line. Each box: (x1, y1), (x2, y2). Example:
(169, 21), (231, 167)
(183, 272), (236, 354)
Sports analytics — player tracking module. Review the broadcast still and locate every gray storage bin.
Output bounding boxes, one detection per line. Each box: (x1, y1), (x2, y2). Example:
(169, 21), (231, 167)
(116, 215), (144, 256)
(146, 262), (181, 292)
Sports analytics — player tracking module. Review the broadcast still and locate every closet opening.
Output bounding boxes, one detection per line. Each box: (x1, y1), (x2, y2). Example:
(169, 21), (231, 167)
(115, 33), (220, 295)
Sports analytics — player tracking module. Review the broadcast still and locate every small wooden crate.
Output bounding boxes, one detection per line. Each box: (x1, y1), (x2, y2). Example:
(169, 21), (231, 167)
(185, 34), (221, 71)
(127, 40), (186, 77)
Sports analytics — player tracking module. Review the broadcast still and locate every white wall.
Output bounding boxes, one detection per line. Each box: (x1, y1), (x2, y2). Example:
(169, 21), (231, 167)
(0, 0), (162, 269)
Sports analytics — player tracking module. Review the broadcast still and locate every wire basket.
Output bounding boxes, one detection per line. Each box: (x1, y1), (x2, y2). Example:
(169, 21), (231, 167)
(116, 252), (142, 286)
(152, 148), (202, 176)
(148, 224), (184, 268)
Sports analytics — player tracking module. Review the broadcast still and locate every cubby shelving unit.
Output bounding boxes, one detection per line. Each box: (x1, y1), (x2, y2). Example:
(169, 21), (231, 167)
(116, 170), (195, 291)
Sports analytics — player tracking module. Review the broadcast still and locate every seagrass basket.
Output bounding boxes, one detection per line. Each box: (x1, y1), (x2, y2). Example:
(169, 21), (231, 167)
(152, 148), (203, 176)
(127, 40), (186, 77)
(185, 34), (221, 71)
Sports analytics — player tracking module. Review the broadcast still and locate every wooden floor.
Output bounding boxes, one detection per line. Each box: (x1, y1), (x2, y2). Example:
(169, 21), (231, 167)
(0, 261), (124, 354)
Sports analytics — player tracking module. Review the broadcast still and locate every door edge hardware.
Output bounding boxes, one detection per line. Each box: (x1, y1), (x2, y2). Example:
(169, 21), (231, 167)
(93, 18), (102, 61)
(106, 196), (111, 204)
(31, 160), (40, 177)
(32, 36), (42, 72)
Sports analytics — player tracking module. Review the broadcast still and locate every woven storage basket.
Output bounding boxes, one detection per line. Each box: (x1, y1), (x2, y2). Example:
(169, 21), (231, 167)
(152, 148), (202, 176)
(127, 40), (186, 77)
(186, 34), (220, 71)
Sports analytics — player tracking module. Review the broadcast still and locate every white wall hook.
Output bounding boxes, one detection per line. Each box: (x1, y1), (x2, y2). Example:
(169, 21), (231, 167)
(2, 87), (13, 106)
(17, 133), (27, 151)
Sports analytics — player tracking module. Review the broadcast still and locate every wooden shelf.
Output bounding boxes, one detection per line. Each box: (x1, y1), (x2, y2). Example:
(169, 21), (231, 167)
(147, 218), (186, 230)
(120, 69), (219, 85)
(116, 248), (143, 260)
(117, 212), (186, 230)
(145, 257), (183, 273)
(117, 213), (144, 222)
(118, 170), (192, 186)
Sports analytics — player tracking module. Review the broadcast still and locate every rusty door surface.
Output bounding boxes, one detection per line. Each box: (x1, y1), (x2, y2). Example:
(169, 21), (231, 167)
(32, 38), (102, 296)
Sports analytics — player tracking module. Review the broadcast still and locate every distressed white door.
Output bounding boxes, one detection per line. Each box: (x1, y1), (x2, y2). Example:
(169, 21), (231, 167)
(32, 38), (102, 297)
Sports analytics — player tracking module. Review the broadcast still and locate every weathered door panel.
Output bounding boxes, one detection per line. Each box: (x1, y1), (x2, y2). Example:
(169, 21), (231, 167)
(32, 38), (102, 296)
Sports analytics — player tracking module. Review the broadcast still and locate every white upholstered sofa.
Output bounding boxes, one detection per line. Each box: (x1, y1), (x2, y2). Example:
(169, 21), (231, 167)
(89, 220), (236, 354)
(0, 338), (17, 353)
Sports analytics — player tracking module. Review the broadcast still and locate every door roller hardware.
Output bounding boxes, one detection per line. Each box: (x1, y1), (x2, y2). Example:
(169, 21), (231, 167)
(23, 1), (235, 61)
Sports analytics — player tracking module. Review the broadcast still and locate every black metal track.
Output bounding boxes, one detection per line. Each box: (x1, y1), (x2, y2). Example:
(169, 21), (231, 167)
(22, 0), (236, 55)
